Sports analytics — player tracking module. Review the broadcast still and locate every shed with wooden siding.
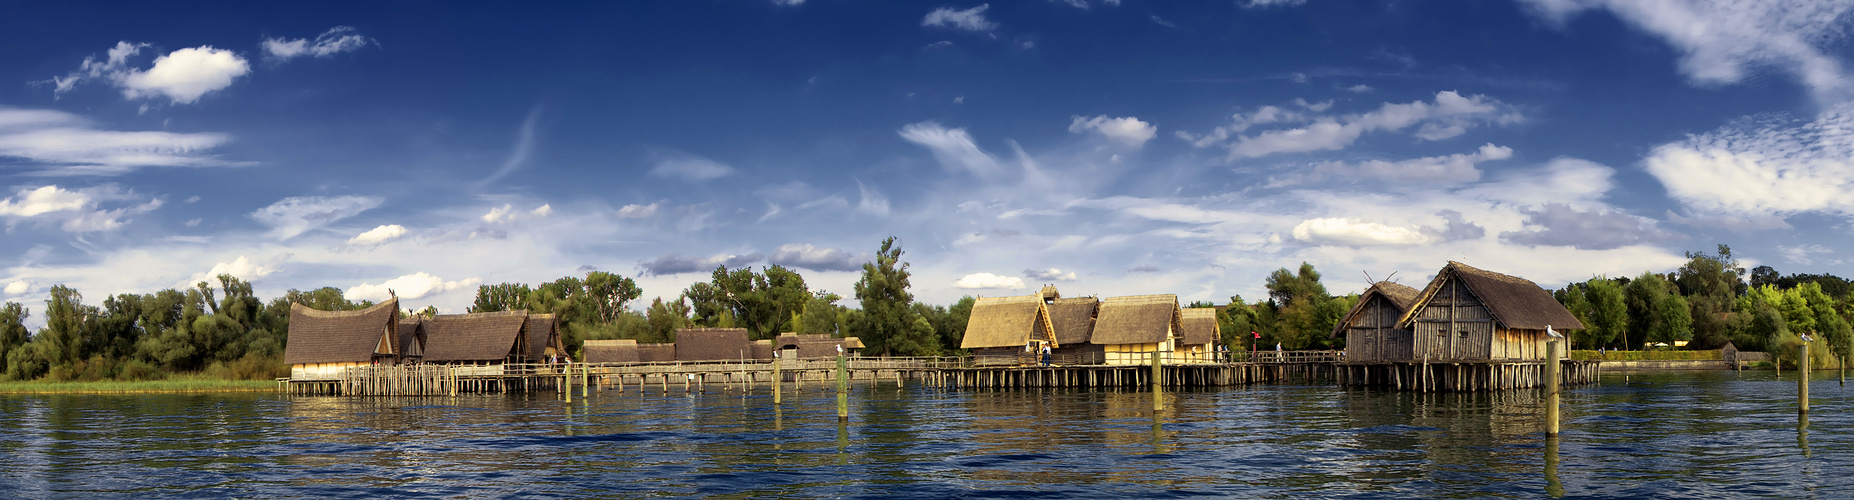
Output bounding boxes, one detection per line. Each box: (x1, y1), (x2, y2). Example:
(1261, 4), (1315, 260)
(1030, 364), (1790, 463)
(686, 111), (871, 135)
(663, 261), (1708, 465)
(1397, 261), (1584, 362)
(1092, 294), (1182, 365)
(396, 318), (425, 364)
(285, 299), (400, 380)
(1334, 282), (1421, 362)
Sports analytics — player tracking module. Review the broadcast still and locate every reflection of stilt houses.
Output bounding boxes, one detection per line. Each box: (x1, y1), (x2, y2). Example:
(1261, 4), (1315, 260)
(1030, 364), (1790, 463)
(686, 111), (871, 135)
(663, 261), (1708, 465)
(284, 299), (400, 381)
(1179, 308), (1220, 363)
(1093, 295), (1183, 365)
(960, 294), (1057, 365)
(1048, 297), (1102, 364)
(422, 310), (530, 375)
(1334, 282), (1421, 362)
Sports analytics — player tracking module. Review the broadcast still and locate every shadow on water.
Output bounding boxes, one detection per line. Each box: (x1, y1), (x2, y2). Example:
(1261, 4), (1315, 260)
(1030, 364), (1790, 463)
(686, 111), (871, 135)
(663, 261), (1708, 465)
(0, 370), (1849, 497)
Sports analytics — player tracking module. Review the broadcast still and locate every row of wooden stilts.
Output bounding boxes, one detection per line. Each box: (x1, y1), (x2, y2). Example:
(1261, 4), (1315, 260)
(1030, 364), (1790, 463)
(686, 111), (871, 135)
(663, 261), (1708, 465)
(1336, 360), (1601, 392)
(930, 363), (1333, 389)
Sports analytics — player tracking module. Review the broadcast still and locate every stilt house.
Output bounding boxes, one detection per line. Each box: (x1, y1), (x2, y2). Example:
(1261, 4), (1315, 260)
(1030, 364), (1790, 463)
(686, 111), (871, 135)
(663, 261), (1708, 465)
(396, 317), (426, 364)
(1092, 294), (1183, 365)
(582, 339), (639, 363)
(773, 333), (863, 358)
(1333, 281), (1420, 362)
(675, 328), (753, 361)
(1048, 297), (1102, 364)
(1179, 308), (1220, 363)
(284, 299), (400, 381)
(522, 313), (565, 363)
(421, 310), (530, 374)
(960, 294), (1057, 364)
(1395, 261), (1584, 361)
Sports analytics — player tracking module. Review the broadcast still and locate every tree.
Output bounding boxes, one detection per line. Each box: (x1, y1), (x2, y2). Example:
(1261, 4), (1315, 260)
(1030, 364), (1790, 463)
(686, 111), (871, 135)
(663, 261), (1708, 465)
(1265, 263), (1344, 349)
(942, 296), (975, 353)
(583, 271), (642, 324)
(855, 237), (930, 356)
(1624, 272), (1670, 349)
(801, 292), (845, 337)
(43, 285), (93, 366)
(471, 283), (533, 313)
(0, 302), (27, 368)
(643, 297), (692, 344)
(1652, 293), (1692, 345)
(1675, 245), (1743, 349)
(1583, 277), (1627, 350)
(683, 265), (811, 339)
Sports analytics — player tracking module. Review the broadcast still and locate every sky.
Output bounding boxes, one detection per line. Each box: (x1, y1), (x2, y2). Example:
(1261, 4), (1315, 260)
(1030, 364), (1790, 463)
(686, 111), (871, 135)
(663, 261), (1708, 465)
(1, 0), (1852, 327)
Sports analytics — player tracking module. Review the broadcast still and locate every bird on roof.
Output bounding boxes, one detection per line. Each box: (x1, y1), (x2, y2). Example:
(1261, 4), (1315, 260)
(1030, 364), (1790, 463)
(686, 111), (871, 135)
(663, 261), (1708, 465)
(1546, 325), (1562, 338)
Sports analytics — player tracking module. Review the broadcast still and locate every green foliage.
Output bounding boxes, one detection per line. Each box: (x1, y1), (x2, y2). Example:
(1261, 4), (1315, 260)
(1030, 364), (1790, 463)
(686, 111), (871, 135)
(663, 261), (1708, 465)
(0, 302), (26, 368)
(644, 297), (693, 343)
(801, 293), (846, 337)
(854, 237), (924, 356)
(1568, 349), (1720, 361)
(1582, 277), (1627, 350)
(1653, 293), (1693, 344)
(941, 296), (975, 353)
(681, 265), (811, 340)
(470, 283), (533, 313)
(1264, 263), (1346, 349)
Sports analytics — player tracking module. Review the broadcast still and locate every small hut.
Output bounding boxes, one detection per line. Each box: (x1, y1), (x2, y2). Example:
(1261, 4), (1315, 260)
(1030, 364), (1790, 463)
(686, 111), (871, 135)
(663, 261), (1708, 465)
(1092, 294), (1183, 365)
(1047, 297), (1102, 364)
(775, 333), (863, 359)
(396, 317), (426, 365)
(284, 299), (400, 380)
(1334, 282), (1421, 362)
(582, 339), (640, 363)
(522, 313), (565, 363)
(421, 310), (530, 372)
(960, 294), (1057, 362)
(675, 328), (753, 361)
(1179, 308), (1221, 363)
(1396, 261), (1584, 361)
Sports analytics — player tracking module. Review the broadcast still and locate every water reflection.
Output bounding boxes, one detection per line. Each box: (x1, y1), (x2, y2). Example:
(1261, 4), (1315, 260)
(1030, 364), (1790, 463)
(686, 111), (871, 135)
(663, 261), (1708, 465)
(1545, 437), (1563, 498)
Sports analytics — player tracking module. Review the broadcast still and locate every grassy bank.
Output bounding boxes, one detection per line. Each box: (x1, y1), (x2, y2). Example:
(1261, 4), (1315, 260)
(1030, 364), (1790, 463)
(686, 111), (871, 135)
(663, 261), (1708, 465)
(0, 376), (276, 394)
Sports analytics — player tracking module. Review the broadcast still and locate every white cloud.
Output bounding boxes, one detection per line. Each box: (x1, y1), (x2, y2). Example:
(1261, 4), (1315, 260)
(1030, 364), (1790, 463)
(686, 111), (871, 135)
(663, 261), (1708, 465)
(1520, 0), (1854, 102)
(769, 244), (864, 272)
(923, 4), (998, 32)
(954, 272), (1026, 290)
(531, 204), (553, 217)
(1289, 143), (1513, 186)
(263, 26), (373, 60)
(0, 185), (87, 217)
(3, 280), (28, 296)
(1644, 104), (1854, 218)
(1346, 84), (1374, 93)
(1024, 268), (1078, 282)
(180, 255), (277, 287)
(347, 272), (483, 303)
(1291, 218), (1432, 246)
(482, 204), (513, 223)
(348, 224), (408, 245)
(856, 180), (890, 217)
(1245, 0), (1306, 7)
(616, 203), (660, 219)
(1190, 91), (1521, 159)
(251, 195), (383, 239)
(899, 121), (1002, 177)
(1068, 115), (1158, 148)
(1779, 244), (1835, 265)
(73, 43), (251, 104)
(0, 108), (235, 175)
(0, 185), (160, 232)
(650, 154), (735, 181)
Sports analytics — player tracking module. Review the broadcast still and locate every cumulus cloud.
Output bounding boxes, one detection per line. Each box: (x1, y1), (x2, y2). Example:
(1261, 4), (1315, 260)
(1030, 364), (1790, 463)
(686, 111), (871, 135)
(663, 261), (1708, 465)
(347, 224), (407, 245)
(1498, 203), (1680, 250)
(0, 185), (87, 217)
(1292, 218), (1432, 246)
(1645, 105), (1854, 218)
(179, 255), (277, 287)
(1024, 268), (1078, 282)
(923, 4), (997, 32)
(0, 107), (235, 175)
(1520, 0), (1854, 102)
(1421, 210), (1487, 242)
(53, 42), (251, 104)
(347, 272), (483, 303)
(251, 195), (383, 239)
(769, 244), (864, 272)
(954, 272), (1025, 290)
(616, 203), (660, 219)
(263, 26), (373, 60)
(650, 154), (735, 182)
(1068, 115), (1157, 148)
(1289, 143), (1514, 186)
(899, 121), (1001, 177)
(638, 252), (764, 276)
(0, 185), (161, 232)
(1188, 91), (1522, 159)
(3, 280), (29, 296)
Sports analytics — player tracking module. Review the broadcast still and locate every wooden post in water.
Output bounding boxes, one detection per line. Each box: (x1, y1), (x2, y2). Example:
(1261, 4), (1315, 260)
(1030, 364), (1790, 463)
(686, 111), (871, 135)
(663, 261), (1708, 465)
(773, 356), (783, 405)
(581, 363), (590, 399)
(1546, 340), (1561, 436)
(836, 352), (849, 422)
(1151, 350), (1164, 413)
(1799, 342), (1810, 415)
(564, 364), (574, 403)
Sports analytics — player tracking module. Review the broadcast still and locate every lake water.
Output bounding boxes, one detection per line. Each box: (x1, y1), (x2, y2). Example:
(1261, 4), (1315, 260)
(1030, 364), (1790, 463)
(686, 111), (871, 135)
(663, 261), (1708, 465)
(1, 370), (1849, 498)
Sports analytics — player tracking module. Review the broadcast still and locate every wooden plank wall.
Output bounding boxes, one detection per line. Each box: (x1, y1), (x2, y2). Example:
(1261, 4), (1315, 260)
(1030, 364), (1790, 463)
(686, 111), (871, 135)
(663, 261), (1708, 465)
(1414, 276), (1494, 361)
(1345, 295), (1411, 362)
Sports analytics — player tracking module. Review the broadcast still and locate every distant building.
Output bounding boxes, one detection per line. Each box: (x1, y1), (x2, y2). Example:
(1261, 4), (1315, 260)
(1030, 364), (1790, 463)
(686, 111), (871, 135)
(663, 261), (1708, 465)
(1334, 282), (1421, 362)
(284, 299), (400, 381)
(1179, 308), (1220, 363)
(960, 294), (1057, 363)
(675, 328), (752, 361)
(1091, 294), (1183, 365)
(774, 333), (864, 359)
(1047, 297), (1102, 364)
(421, 310), (531, 373)
(1395, 261), (1584, 362)
(582, 339), (640, 363)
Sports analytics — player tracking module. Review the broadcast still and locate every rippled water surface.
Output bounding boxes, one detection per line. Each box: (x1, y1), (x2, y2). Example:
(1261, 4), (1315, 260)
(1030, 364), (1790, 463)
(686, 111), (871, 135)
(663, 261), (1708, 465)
(2, 370), (1851, 498)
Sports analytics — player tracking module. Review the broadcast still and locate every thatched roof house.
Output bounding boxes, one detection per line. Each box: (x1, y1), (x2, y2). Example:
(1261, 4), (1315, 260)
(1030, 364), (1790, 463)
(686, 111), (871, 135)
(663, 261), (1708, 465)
(1180, 308), (1219, 347)
(1047, 297), (1099, 346)
(582, 339), (640, 363)
(285, 298), (400, 366)
(675, 328), (752, 361)
(397, 318), (425, 362)
(1396, 261), (1584, 361)
(774, 333), (864, 358)
(960, 294), (1057, 352)
(422, 310), (529, 363)
(1093, 295), (1182, 365)
(637, 343), (676, 362)
(1334, 281), (1421, 362)
(523, 313), (562, 362)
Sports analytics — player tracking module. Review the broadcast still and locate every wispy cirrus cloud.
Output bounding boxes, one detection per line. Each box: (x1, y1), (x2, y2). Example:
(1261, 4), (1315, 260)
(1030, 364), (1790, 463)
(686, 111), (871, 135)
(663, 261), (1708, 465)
(263, 26), (374, 61)
(923, 4), (998, 32)
(250, 195), (383, 240)
(0, 108), (237, 176)
(1182, 91), (1521, 159)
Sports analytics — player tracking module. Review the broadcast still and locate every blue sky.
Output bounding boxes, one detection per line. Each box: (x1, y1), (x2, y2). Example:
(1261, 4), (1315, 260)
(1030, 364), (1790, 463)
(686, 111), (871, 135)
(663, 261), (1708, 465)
(2, 0), (1851, 324)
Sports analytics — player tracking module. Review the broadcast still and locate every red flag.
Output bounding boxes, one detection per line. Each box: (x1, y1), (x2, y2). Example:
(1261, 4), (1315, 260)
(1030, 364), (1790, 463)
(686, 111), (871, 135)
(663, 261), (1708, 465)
(1252, 331), (1260, 339)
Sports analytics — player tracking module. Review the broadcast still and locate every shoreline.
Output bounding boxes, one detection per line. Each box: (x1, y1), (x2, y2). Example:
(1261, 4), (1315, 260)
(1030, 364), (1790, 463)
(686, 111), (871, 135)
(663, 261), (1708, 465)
(0, 379), (278, 395)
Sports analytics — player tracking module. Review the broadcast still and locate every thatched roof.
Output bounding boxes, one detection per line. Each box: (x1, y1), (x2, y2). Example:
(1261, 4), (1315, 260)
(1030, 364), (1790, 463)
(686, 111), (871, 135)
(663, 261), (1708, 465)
(637, 343), (676, 362)
(1398, 261), (1585, 331)
(582, 339), (639, 363)
(422, 310), (528, 362)
(1047, 297), (1099, 345)
(523, 313), (557, 361)
(1038, 285), (1061, 300)
(397, 318), (425, 359)
(1091, 295), (1181, 345)
(1180, 308), (1219, 346)
(1330, 281), (1421, 337)
(675, 328), (752, 361)
(284, 299), (399, 365)
(775, 333), (862, 358)
(751, 339), (774, 360)
(960, 294), (1056, 349)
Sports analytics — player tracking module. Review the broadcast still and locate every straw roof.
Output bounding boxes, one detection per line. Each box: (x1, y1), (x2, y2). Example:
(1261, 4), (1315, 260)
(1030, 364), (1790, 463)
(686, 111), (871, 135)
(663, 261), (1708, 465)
(1330, 281), (1421, 337)
(751, 339), (774, 360)
(1398, 261), (1585, 331)
(1091, 295), (1182, 345)
(422, 310), (528, 362)
(1047, 297), (1099, 345)
(396, 318), (425, 359)
(284, 299), (399, 365)
(1038, 285), (1061, 300)
(523, 313), (558, 361)
(960, 294), (1057, 349)
(775, 333), (862, 358)
(675, 328), (752, 361)
(1180, 308), (1219, 346)
(582, 339), (639, 363)
(637, 343), (676, 362)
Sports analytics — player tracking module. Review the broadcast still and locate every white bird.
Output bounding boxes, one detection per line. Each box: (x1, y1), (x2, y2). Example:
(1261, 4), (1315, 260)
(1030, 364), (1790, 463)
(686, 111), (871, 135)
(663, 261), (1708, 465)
(1546, 325), (1563, 339)
(1801, 332), (1816, 342)
(836, 344), (844, 354)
